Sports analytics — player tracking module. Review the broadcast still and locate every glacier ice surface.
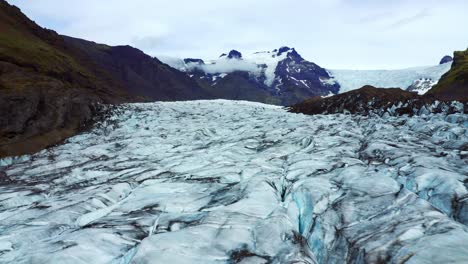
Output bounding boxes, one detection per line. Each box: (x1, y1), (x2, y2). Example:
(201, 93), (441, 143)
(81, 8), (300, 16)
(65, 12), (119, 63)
(0, 100), (467, 263)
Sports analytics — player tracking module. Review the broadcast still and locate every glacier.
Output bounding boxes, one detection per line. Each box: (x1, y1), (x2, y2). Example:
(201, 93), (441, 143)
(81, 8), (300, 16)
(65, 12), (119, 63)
(329, 63), (452, 93)
(0, 100), (467, 263)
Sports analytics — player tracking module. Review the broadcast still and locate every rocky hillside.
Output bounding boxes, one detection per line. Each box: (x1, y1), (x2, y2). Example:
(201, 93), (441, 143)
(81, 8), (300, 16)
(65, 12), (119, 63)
(289, 85), (466, 116)
(0, 0), (122, 158)
(0, 0), (208, 158)
(63, 37), (212, 101)
(290, 86), (417, 115)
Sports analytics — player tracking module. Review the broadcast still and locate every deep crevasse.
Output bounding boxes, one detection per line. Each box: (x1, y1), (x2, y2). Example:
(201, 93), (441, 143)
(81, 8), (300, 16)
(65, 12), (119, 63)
(0, 100), (467, 263)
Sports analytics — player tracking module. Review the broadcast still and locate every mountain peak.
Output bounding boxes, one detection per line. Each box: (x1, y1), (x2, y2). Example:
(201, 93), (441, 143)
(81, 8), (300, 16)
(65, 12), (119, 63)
(277, 46), (292, 56)
(227, 50), (242, 59)
(439, 55), (453, 64)
(275, 46), (304, 61)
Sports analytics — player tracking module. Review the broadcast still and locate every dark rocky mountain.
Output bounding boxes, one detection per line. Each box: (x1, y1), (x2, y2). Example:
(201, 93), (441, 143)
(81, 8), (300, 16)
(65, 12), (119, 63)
(0, 0), (209, 157)
(428, 49), (468, 101)
(171, 47), (339, 105)
(440, 55), (454, 64)
(271, 47), (340, 102)
(63, 36), (212, 101)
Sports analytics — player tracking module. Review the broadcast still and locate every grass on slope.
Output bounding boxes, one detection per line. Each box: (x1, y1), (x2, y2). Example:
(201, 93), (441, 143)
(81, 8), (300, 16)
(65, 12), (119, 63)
(428, 48), (468, 100)
(0, 3), (93, 90)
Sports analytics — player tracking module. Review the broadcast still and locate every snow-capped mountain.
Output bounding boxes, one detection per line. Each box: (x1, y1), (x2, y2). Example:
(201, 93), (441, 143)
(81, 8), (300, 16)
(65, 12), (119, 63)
(1, 100), (467, 263)
(161, 47), (339, 105)
(161, 51), (452, 101)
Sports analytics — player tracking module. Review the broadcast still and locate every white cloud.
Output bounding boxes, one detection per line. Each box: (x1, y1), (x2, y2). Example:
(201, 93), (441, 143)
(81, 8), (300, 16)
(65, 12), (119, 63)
(7, 0), (468, 69)
(192, 60), (261, 75)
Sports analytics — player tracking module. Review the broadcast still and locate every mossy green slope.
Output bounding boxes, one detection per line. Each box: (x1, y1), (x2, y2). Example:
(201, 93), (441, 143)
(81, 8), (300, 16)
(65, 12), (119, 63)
(428, 48), (468, 101)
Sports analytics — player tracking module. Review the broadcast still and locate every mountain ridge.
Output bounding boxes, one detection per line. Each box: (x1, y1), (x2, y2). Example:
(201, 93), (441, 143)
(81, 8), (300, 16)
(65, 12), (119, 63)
(0, 0), (210, 158)
(163, 47), (339, 105)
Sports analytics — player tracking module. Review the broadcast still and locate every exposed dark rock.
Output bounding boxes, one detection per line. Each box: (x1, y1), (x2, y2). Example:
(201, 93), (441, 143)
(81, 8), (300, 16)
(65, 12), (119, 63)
(229, 247), (270, 264)
(0, 86), (102, 157)
(286, 49), (304, 62)
(183, 58), (205, 65)
(271, 49), (339, 105)
(227, 50), (242, 59)
(277, 46), (292, 56)
(440, 55), (453, 64)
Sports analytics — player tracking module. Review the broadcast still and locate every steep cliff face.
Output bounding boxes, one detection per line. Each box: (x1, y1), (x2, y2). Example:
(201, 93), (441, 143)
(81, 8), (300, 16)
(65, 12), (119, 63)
(428, 49), (468, 101)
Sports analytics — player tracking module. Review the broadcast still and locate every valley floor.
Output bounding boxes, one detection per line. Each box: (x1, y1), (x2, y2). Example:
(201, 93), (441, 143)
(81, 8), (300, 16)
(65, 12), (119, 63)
(0, 100), (467, 263)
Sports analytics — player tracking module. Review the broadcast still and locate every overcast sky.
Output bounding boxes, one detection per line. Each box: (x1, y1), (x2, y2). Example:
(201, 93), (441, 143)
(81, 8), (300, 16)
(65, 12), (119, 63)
(8, 0), (468, 69)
